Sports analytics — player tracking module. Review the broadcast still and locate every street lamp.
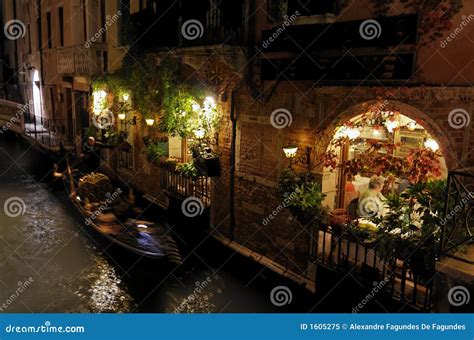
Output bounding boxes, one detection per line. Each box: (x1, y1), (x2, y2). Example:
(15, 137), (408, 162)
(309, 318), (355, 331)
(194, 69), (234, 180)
(145, 118), (154, 126)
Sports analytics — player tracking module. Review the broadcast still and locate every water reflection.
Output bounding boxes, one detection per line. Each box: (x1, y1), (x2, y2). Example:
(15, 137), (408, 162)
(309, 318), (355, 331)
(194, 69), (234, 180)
(0, 136), (306, 313)
(0, 139), (134, 313)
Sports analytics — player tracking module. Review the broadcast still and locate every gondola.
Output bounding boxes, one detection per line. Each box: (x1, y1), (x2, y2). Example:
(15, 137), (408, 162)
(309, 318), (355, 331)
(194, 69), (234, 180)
(61, 161), (182, 264)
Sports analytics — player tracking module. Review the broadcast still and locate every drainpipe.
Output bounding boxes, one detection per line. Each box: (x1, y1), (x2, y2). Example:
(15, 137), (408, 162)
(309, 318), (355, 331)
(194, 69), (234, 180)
(229, 88), (239, 239)
(36, 0), (45, 133)
(229, 0), (256, 240)
(12, 0), (18, 82)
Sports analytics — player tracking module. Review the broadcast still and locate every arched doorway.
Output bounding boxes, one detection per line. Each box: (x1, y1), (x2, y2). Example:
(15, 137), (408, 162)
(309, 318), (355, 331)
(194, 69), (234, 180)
(31, 70), (43, 129)
(321, 100), (448, 211)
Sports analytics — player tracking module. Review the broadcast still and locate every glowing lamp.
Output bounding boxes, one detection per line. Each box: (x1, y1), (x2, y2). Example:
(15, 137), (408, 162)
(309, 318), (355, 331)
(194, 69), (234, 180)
(424, 138), (439, 151)
(93, 90), (107, 115)
(192, 102), (201, 112)
(122, 93), (130, 102)
(118, 113), (126, 120)
(346, 127), (361, 140)
(283, 146), (298, 159)
(194, 129), (206, 139)
(384, 119), (399, 133)
(407, 121), (417, 131)
(145, 118), (154, 126)
(137, 224), (148, 229)
(204, 96), (216, 108)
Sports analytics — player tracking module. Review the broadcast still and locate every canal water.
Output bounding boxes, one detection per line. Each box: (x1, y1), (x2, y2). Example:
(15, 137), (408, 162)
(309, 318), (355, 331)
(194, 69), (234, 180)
(0, 134), (319, 313)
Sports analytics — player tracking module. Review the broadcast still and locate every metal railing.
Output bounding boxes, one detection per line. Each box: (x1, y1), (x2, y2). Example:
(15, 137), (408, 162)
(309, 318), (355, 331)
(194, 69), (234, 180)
(160, 167), (212, 208)
(440, 169), (474, 263)
(57, 43), (108, 75)
(310, 227), (434, 311)
(24, 115), (71, 148)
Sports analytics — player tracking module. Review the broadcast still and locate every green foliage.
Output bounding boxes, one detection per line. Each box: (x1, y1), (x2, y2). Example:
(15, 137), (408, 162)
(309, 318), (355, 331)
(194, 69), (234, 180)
(92, 55), (221, 138)
(157, 60), (220, 137)
(277, 168), (301, 197)
(145, 142), (169, 163)
(104, 130), (128, 146)
(277, 169), (330, 225)
(176, 162), (198, 179)
(366, 180), (447, 263)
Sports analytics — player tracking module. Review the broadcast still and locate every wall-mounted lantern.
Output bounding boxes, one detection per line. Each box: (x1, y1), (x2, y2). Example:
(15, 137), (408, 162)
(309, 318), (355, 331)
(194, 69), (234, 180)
(283, 145), (312, 169)
(118, 114), (136, 126)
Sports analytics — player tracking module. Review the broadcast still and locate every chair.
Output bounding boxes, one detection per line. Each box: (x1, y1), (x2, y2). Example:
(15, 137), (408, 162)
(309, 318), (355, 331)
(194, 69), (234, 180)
(347, 198), (359, 220)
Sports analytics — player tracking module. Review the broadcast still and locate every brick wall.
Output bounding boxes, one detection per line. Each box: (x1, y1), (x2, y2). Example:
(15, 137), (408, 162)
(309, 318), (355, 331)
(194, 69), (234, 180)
(212, 84), (474, 278)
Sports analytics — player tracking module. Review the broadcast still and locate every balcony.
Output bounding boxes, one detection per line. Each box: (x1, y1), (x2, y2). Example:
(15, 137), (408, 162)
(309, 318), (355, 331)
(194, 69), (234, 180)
(128, 0), (246, 50)
(261, 14), (418, 82)
(57, 43), (108, 76)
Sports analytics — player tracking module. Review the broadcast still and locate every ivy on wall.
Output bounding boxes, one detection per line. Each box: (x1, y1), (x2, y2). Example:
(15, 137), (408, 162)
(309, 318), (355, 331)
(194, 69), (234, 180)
(92, 53), (221, 138)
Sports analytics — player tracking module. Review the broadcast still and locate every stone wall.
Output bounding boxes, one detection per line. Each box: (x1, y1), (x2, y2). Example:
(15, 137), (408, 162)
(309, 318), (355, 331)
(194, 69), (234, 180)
(211, 83), (474, 278)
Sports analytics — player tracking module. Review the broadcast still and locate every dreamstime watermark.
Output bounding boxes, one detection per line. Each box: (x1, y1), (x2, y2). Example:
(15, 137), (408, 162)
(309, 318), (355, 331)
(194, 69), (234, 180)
(174, 276), (216, 313)
(441, 191), (473, 226)
(358, 196), (380, 218)
(4, 20), (26, 40)
(0, 100), (32, 135)
(92, 109), (114, 130)
(262, 191), (297, 226)
(85, 11), (122, 48)
(262, 11), (300, 49)
(84, 188), (122, 226)
(270, 286), (293, 307)
(448, 108), (471, 129)
(440, 14), (474, 48)
(0, 277), (34, 312)
(352, 277), (390, 313)
(270, 108), (293, 129)
(3, 197), (26, 218)
(181, 197), (205, 218)
(181, 19), (204, 40)
(359, 19), (381, 40)
(447, 286), (470, 307)
(5, 321), (85, 334)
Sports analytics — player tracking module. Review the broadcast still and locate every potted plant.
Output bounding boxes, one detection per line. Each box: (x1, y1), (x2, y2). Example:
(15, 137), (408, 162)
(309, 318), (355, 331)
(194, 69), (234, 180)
(190, 140), (220, 177)
(286, 182), (330, 227)
(145, 141), (168, 164)
(176, 162), (198, 180)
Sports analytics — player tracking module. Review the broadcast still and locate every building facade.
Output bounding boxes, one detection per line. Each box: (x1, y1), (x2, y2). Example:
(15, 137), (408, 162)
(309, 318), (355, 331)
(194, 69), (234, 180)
(3, 0), (473, 310)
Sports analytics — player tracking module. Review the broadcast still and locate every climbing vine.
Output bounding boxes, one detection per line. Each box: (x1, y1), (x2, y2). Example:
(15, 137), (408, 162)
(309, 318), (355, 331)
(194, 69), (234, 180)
(91, 53), (221, 138)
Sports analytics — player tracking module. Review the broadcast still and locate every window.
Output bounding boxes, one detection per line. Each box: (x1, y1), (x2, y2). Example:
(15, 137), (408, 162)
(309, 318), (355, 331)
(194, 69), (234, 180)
(82, 0), (87, 41)
(58, 7), (64, 46)
(46, 12), (52, 48)
(100, 0), (106, 42)
(27, 23), (32, 53)
(117, 0), (130, 46)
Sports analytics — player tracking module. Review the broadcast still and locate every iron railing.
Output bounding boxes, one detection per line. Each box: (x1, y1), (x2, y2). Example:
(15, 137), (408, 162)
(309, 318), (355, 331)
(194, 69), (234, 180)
(310, 227), (434, 311)
(24, 115), (71, 148)
(440, 168), (474, 263)
(57, 43), (108, 75)
(160, 167), (212, 208)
